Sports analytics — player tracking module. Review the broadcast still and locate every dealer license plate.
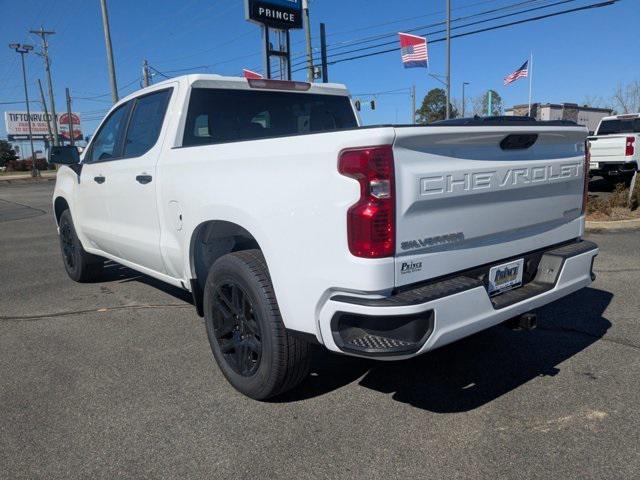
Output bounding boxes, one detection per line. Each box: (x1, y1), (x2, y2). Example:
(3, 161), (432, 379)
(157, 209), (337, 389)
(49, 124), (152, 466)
(590, 161), (599, 170)
(488, 258), (524, 296)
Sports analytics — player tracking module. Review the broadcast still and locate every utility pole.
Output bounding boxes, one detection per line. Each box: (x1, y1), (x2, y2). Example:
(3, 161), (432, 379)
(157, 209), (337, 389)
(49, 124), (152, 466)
(142, 59), (151, 87)
(9, 43), (38, 177)
(411, 85), (416, 124)
(37, 79), (53, 147)
(445, 0), (451, 119)
(99, 0), (119, 103)
(462, 81), (469, 117)
(65, 88), (74, 146)
(320, 23), (328, 83)
(302, 0), (314, 82)
(30, 27), (59, 146)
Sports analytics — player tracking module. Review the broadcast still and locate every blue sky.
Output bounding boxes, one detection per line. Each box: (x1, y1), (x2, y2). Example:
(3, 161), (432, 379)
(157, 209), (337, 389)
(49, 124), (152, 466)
(1, 0), (638, 153)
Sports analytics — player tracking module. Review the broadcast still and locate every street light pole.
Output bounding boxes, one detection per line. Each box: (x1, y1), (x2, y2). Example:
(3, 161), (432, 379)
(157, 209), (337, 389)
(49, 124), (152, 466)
(462, 81), (469, 117)
(99, 0), (119, 103)
(445, 0), (451, 119)
(9, 43), (38, 177)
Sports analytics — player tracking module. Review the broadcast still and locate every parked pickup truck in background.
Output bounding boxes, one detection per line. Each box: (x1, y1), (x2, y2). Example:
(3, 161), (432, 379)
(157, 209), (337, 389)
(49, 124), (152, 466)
(49, 74), (598, 400)
(588, 113), (640, 183)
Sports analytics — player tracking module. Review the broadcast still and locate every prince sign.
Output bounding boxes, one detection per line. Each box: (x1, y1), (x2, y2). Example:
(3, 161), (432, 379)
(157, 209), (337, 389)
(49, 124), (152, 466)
(245, 0), (302, 29)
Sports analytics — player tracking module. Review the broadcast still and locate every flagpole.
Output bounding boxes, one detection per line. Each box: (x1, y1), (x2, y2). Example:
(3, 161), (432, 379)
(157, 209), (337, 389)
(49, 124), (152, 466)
(528, 52), (533, 117)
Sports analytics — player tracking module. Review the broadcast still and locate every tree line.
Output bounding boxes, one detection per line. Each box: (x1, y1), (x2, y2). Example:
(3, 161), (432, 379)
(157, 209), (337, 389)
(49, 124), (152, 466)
(416, 78), (640, 124)
(416, 88), (504, 124)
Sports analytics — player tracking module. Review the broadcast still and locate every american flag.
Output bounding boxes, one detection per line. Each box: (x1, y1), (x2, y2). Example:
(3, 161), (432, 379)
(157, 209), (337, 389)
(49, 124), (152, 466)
(504, 60), (529, 85)
(398, 33), (428, 69)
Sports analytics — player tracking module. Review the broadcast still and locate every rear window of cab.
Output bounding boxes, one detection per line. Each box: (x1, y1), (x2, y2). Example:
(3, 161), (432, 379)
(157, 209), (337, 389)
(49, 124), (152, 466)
(182, 88), (358, 146)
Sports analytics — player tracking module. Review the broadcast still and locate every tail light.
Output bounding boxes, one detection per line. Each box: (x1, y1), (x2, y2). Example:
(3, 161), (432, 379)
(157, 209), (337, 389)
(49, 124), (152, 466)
(582, 141), (590, 215)
(338, 146), (395, 258)
(625, 136), (635, 156)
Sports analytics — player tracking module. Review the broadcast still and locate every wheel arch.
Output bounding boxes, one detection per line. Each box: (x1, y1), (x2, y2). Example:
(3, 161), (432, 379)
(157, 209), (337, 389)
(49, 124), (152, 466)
(53, 196), (70, 225)
(188, 220), (263, 316)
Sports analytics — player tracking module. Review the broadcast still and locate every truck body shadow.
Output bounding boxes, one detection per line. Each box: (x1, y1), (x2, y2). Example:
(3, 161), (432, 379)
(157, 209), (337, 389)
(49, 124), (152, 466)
(279, 287), (612, 412)
(100, 261), (194, 304)
(95, 260), (612, 411)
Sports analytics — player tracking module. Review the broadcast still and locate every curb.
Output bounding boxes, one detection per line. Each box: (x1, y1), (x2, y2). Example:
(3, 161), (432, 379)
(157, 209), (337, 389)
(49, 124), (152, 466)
(586, 217), (640, 232)
(0, 173), (57, 184)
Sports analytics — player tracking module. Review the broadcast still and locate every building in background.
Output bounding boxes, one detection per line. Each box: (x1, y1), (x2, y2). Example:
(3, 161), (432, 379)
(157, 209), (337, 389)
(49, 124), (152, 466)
(505, 103), (613, 133)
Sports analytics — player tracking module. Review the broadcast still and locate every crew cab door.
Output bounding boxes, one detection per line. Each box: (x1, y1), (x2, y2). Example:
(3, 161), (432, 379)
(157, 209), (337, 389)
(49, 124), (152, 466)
(76, 101), (131, 255)
(101, 87), (173, 273)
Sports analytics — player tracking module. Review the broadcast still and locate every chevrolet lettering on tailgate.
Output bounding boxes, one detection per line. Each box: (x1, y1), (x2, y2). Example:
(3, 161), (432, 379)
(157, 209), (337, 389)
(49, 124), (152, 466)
(420, 163), (582, 197)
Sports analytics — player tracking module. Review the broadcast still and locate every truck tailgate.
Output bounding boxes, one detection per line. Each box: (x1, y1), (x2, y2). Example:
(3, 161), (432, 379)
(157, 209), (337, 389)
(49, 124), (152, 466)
(588, 135), (628, 159)
(393, 126), (587, 287)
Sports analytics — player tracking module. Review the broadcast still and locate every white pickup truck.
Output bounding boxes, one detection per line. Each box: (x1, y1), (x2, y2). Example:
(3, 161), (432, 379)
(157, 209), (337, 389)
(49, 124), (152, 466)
(50, 74), (598, 400)
(588, 113), (640, 183)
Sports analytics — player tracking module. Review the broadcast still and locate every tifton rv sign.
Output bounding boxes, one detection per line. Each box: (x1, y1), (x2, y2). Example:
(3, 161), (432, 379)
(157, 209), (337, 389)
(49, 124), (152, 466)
(4, 111), (83, 141)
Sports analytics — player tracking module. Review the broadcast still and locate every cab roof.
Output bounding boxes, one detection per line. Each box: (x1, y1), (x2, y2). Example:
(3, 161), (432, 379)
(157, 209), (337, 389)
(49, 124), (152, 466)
(120, 73), (351, 104)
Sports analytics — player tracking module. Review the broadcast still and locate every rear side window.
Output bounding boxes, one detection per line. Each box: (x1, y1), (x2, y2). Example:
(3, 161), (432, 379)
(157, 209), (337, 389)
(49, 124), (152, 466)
(597, 118), (640, 135)
(124, 89), (172, 157)
(182, 88), (358, 146)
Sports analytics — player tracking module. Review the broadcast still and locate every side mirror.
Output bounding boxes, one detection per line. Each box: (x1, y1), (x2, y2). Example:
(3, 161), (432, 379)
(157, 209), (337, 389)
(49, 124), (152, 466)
(48, 145), (81, 165)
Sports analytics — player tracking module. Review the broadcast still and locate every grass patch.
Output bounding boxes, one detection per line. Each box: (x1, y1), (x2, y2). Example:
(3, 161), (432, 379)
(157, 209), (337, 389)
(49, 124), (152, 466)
(629, 174), (640, 211)
(587, 180), (640, 221)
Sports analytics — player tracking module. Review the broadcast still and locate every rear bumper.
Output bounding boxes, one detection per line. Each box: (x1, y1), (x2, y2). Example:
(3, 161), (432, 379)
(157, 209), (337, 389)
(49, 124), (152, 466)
(318, 240), (598, 359)
(590, 160), (638, 176)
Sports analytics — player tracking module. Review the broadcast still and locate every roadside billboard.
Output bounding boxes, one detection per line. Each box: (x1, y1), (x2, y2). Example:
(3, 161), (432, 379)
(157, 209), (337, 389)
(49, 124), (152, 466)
(4, 111), (83, 141)
(245, 0), (302, 29)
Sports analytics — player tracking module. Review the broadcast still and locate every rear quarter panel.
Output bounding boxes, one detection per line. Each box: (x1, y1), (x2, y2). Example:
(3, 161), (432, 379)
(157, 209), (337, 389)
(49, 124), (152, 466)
(158, 127), (397, 335)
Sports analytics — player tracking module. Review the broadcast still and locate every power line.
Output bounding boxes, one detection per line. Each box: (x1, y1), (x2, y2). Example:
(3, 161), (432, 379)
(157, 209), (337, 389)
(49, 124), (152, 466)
(271, 0), (570, 79)
(148, 66), (170, 79)
(72, 78), (140, 100)
(305, 0), (548, 58)
(292, 0), (616, 73)
(265, 0), (553, 76)
(291, 0), (583, 70)
(162, 1), (541, 77)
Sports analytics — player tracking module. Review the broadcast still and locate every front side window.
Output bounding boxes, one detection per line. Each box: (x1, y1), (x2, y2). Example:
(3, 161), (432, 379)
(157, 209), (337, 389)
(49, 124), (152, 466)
(182, 88), (358, 146)
(87, 103), (129, 162)
(124, 89), (172, 157)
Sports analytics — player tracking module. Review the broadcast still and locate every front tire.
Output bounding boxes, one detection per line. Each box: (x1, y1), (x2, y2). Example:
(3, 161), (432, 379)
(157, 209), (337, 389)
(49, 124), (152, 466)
(203, 250), (310, 400)
(58, 210), (104, 282)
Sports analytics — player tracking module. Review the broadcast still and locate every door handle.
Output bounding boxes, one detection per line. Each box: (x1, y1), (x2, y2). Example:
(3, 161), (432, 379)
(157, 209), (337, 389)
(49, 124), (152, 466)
(136, 174), (152, 184)
(94, 175), (105, 184)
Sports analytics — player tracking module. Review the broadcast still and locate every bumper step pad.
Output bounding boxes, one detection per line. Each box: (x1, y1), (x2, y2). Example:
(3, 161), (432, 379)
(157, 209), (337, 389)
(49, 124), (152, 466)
(347, 333), (413, 350)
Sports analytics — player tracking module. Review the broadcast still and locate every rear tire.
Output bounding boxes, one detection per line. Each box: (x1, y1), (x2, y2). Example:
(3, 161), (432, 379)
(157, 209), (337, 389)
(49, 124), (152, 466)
(203, 249), (311, 400)
(58, 210), (104, 282)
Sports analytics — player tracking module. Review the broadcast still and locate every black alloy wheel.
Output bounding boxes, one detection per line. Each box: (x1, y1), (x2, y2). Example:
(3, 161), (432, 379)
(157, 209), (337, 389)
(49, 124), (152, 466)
(203, 250), (311, 400)
(57, 209), (104, 282)
(60, 219), (76, 271)
(212, 281), (262, 377)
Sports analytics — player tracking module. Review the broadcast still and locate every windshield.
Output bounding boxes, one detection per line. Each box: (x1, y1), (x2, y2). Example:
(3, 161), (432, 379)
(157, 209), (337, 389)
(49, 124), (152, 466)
(183, 88), (358, 146)
(596, 118), (640, 135)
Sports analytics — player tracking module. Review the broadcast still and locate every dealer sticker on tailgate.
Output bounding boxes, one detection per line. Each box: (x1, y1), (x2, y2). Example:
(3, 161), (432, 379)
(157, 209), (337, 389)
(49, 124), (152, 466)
(488, 258), (524, 295)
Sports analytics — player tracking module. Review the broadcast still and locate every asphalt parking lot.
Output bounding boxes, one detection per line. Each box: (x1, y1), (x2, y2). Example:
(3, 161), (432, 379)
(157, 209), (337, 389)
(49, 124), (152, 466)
(1, 180), (639, 479)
